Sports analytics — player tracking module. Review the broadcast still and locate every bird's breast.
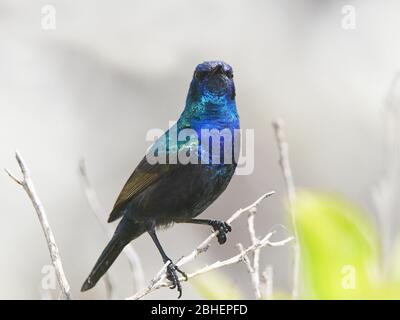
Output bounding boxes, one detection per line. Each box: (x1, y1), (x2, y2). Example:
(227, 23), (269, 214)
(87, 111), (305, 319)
(129, 163), (236, 225)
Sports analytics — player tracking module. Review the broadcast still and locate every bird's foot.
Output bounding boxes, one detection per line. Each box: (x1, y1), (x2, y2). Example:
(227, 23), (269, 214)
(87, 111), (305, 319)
(210, 220), (232, 244)
(165, 260), (187, 299)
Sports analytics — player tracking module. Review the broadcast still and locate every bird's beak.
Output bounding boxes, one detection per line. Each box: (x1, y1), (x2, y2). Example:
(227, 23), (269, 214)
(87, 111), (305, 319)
(210, 65), (224, 77)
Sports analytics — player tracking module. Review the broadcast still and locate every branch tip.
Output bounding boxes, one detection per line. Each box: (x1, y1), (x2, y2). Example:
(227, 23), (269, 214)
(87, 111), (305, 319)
(4, 168), (23, 185)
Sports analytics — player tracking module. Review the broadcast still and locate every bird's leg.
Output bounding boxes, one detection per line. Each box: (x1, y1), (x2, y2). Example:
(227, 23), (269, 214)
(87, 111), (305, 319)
(147, 226), (187, 298)
(177, 218), (232, 244)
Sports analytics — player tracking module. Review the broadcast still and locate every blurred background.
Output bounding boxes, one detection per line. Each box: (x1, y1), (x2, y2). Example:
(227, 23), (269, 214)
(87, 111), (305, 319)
(1, 0), (400, 299)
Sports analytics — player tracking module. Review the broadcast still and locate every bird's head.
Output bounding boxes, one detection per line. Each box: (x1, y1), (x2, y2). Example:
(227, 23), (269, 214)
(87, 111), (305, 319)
(187, 61), (236, 105)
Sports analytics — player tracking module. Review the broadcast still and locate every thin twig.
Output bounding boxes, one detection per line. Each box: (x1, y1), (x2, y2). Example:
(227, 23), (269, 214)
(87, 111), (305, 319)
(78, 159), (146, 295)
(128, 231), (293, 299)
(247, 207), (261, 299)
(237, 243), (254, 273)
(177, 191), (276, 267)
(372, 72), (400, 274)
(78, 160), (114, 298)
(6, 151), (72, 300)
(187, 234), (293, 279)
(272, 119), (300, 299)
(127, 191), (276, 300)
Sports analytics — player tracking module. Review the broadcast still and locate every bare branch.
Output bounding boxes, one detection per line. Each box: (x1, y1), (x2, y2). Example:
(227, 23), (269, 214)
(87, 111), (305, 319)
(78, 160), (104, 222)
(237, 243), (254, 273)
(127, 191), (278, 300)
(6, 151), (71, 300)
(78, 160), (116, 299)
(261, 265), (273, 300)
(187, 233), (293, 280)
(272, 119), (300, 299)
(78, 159), (146, 294)
(177, 191), (275, 268)
(373, 72), (400, 273)
(246, 207), (261, 299)
(128, 230), (293, 299)
(4, 168), (23, 185)
(121, 245), (146, 291)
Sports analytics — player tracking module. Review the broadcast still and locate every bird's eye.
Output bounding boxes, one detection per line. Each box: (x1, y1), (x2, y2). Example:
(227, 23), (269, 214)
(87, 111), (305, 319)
(226, 70), (233, 79)
(194, 70), (207, 81)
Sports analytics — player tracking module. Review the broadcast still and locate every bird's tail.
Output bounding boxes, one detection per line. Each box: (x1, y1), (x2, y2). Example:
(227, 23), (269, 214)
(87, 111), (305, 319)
(81, 217), (145, 292)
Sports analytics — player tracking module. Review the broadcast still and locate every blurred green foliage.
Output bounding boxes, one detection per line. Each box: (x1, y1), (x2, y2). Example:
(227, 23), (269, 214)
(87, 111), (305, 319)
(191, 191), (400, 299)
(190, 270), (243, 299)
(295, 191), (400, 299)
(391, 237), (400, 283)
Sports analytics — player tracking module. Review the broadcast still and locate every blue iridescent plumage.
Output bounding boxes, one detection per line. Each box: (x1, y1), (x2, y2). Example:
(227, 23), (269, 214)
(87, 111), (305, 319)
(180, 60), (239, 132)
(155, 61), (240, 166)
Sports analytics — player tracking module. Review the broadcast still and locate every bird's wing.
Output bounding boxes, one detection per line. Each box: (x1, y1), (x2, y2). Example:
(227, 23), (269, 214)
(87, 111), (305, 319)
(108, 125), (199, 222)
(108, 159), (174, 222)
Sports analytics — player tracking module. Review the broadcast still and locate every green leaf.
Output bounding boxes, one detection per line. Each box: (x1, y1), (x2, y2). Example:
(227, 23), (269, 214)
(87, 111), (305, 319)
(389, 236), (400, 283)
(294, 191), (380, 299)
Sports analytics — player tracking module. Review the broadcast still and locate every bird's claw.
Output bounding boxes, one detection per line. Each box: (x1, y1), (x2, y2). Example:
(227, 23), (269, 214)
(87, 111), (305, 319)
(210, 220), (232, 244)
(165, 260), (187, 298)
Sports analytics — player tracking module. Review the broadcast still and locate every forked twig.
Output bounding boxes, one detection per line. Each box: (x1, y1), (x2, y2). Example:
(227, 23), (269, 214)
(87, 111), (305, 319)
(127, 191), (288, 300)
(272, 119), (300, 299)
(5, 151), (71, 300)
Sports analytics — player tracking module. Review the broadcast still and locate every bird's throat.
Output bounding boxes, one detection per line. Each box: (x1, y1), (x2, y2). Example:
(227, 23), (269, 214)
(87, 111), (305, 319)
(180, 99), (239, 132)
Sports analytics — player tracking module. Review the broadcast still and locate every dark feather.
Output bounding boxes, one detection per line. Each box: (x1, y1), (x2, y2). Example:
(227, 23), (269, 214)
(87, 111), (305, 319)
(108, 159), (177, 222)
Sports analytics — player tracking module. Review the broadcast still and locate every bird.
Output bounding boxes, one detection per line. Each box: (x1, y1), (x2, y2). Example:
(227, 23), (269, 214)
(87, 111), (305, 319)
(81, 60), (240, 298)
